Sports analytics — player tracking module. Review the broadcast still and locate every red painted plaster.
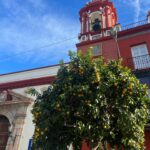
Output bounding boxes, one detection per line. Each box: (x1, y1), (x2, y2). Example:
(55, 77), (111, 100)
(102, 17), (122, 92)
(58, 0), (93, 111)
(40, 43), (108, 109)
(78, 38), (118, 61)
(79, 0), (117, 38)
(118, 31), (150, 69)
(82, 141), (90, 150)
(145, 130), (150, 150)
(77, 25), (150, 70)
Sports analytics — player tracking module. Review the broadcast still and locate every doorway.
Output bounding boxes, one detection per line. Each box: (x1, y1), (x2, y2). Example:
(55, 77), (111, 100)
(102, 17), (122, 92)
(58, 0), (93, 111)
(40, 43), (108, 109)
(0, 115), (10, 150)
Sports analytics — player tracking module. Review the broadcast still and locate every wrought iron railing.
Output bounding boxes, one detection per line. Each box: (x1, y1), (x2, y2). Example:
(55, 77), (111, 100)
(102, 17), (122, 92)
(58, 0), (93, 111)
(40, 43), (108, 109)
(127, 54), (150, 70)
(121, 19), (148, 31)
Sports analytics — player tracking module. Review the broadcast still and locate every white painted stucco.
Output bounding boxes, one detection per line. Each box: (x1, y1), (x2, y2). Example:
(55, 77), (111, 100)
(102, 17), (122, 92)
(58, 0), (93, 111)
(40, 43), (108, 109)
(0, 65), (59, 150)
(18, 102), (34, 150)
(0, 65), (60, 84)
(12, 84), (51, 150)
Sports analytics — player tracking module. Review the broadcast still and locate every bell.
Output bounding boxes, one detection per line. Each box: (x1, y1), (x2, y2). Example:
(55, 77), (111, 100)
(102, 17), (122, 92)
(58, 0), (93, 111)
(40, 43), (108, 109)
(92, 22), (101, 32)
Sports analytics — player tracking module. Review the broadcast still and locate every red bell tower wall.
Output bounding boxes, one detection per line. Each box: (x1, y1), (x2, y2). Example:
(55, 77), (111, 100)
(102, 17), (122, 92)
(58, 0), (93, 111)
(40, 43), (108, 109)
(77, 0), (118, 51)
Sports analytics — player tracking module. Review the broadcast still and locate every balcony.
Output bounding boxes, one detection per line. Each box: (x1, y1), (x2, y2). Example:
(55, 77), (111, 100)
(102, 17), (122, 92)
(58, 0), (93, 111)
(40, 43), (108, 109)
(127, 54), (150, 70)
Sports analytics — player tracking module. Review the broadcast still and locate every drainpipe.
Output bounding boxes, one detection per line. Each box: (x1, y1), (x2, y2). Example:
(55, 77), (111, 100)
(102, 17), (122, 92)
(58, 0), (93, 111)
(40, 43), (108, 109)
(110, 25), (121, 59)
(114, 31), (121, 59)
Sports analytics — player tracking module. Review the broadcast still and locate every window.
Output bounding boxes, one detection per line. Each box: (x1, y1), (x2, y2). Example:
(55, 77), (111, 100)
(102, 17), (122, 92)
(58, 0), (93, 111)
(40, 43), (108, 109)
(93, 45), (101, 56)
(131, 44), (150, 69)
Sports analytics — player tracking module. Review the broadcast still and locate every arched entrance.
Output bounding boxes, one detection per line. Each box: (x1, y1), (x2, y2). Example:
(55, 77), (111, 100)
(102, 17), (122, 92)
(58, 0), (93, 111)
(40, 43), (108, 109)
(0, 115), (10, 150)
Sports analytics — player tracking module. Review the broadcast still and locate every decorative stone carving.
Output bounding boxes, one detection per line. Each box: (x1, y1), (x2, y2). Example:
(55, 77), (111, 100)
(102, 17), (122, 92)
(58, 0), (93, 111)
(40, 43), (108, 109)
(0, 91), (7, 102)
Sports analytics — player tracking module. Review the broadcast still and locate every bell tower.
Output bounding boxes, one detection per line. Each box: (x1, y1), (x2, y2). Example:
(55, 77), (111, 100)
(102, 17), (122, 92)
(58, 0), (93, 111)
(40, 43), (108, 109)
(77, 0), (118, 55)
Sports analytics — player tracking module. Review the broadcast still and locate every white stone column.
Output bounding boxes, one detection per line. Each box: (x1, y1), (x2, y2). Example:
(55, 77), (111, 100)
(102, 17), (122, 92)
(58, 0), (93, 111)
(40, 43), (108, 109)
(81, 18), (84, 33)
(13, 115), (25, 150)
(6, 114), (26, 150)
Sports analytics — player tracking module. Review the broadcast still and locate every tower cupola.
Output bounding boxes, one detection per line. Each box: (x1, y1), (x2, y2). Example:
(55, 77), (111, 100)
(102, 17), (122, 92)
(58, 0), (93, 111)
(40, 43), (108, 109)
(78, 0), (118, 42)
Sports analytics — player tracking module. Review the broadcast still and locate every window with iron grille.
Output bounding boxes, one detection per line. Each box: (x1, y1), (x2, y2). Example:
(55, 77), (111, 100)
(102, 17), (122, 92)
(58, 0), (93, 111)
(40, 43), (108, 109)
(131, 44), (150, 70)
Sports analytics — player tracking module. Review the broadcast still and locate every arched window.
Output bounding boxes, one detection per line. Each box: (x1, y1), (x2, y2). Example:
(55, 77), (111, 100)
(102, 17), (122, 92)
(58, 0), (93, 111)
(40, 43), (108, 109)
(90, 12), (102, 32)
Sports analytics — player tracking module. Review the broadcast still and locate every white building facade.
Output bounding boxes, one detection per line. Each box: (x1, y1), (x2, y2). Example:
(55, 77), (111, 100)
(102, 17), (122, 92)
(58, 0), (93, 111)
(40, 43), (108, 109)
(0, 65), (60, 150)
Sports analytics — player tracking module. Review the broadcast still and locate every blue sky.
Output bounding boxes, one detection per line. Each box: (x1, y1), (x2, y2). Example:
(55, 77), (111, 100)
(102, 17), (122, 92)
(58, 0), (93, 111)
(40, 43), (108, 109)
(0, 0), (149, 74)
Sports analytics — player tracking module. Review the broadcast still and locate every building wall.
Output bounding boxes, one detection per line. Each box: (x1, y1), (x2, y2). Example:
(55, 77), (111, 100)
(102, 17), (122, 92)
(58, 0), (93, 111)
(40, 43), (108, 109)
(9, 85), (49, 150)
(18, 102), (34, 150)
(78, 38), (118, 61)
(0, 65), (58, 150)
(13, 84), (51, 150)
(0, 65), (60, 84)
(77, 29), (150, 69)
(118, 30), (150, 67)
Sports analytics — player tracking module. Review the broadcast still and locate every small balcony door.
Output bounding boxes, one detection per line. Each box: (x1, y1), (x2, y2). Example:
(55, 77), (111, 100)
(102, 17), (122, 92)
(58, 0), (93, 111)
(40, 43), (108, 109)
(131, 44), (150, 69)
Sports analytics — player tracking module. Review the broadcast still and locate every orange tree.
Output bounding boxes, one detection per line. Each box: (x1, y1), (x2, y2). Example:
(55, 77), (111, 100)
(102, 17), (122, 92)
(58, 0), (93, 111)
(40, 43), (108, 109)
(30, 52), (150, 150)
